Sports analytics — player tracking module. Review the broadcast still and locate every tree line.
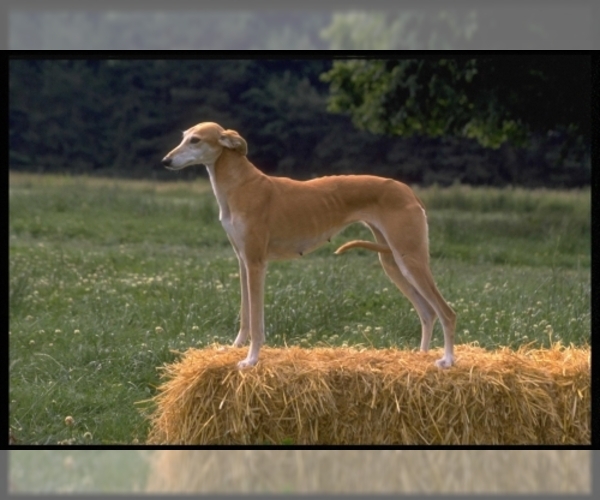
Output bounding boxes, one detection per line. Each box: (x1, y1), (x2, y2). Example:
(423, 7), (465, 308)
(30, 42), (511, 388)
(9, 58), (590, 188)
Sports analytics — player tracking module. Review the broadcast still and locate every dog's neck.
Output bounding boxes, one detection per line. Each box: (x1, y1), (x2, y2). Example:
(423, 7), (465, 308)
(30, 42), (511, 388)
(205, 149), (263, 221)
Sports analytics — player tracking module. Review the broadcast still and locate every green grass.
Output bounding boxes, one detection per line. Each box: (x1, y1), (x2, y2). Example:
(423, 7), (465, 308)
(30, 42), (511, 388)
(9, 172), (590, 444)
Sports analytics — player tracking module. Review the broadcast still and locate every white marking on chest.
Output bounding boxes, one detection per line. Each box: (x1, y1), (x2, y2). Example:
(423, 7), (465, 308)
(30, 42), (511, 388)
(205, 164), (247, 252)
(205, 164), (230, 221)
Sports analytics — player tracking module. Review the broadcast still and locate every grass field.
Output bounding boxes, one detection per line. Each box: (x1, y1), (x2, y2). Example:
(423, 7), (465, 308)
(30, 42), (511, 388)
(9, 171), (590, 445)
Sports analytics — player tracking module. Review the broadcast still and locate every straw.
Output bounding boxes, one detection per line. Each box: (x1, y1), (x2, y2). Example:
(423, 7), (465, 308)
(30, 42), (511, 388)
(144, 343), (590, 445)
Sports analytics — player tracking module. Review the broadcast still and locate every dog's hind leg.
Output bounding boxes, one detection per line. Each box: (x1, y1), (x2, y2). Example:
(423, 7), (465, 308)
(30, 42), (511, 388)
(385, 223), (456, 367)
(366, 224), (438, 352)
(395, 252), (456, 368)
(373, 207), (456, 368)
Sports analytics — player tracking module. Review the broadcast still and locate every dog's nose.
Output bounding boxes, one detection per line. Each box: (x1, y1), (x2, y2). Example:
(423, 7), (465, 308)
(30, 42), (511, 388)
(162, 157), (172, 167)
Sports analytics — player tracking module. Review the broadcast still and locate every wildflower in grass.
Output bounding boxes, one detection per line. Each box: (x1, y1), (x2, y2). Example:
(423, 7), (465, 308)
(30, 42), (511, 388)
(64, 416), (74, 427)
(83, 432), (93, 440)
(29, 340), (35, 345)
(192, 325), (199, 331)
(25, 315), (33, 321)
(155, 326), (164, 334)
(73, 329), (80, 334)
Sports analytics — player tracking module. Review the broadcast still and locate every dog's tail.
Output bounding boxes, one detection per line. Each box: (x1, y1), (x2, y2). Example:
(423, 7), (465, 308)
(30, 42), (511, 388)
(334, 240), (392, 255)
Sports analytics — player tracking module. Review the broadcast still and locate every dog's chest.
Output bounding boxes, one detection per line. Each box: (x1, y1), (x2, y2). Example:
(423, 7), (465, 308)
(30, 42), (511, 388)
(206, 165), (230, 220)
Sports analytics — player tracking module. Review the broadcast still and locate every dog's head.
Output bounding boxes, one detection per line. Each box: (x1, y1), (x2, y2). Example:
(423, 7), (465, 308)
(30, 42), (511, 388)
(162, 122), (247, 170)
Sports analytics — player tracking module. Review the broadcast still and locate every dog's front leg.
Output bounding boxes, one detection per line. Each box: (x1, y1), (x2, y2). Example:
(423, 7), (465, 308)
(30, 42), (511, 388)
(237, 259), (267, 369)
(232, 255), (250, 347)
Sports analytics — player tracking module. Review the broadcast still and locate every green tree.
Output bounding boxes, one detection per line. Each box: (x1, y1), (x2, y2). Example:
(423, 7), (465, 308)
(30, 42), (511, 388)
(321, 57), (590, 154)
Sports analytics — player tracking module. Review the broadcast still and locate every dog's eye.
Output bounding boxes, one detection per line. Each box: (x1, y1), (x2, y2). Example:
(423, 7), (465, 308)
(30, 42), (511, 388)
(190, 137), (201, 144)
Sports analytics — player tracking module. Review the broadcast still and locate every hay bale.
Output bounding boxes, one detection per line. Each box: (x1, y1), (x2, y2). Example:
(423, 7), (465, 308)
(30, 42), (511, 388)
(144, 343), (590, 445)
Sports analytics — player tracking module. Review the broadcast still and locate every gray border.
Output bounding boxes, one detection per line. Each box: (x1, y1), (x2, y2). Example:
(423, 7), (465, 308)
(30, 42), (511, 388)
(4, 0), (596, 8)
(4, 0), (598, 50)
(6, 0), (596, 498)
(4, 451), (596, 497)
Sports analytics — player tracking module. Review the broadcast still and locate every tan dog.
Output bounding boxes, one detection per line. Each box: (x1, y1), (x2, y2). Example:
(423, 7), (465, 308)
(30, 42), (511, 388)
(162, 122), (456, 369)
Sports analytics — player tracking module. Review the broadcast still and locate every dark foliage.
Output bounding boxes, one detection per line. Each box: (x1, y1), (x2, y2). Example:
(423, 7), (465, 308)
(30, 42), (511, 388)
(9, 58), (590, 188)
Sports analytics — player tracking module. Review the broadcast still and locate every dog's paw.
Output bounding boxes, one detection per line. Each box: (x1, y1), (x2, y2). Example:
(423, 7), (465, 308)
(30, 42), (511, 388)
(435, 356), (454, 369)
(237, 358), (258, 369)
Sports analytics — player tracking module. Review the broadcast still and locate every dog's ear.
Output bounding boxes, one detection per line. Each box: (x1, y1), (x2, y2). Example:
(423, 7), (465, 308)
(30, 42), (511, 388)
(218, 129), (247, 156)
